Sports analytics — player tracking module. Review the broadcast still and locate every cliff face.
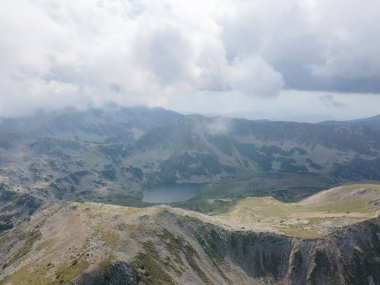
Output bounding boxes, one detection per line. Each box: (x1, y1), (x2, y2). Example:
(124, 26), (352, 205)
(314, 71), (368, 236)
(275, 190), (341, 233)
(68, 213), (380, 285)
(0, 183), (43, 233)
(70, 261), (139, 285)
(171, 213), (380, 285)
(303, 220), (380, 285)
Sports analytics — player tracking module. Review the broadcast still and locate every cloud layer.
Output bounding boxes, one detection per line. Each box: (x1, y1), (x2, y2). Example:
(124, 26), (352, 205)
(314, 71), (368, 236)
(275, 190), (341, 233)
(0, 0), (379, 116)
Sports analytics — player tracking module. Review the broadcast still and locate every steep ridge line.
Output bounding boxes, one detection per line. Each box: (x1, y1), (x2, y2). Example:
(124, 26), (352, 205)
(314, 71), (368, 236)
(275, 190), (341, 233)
(0, 183), (380, 284)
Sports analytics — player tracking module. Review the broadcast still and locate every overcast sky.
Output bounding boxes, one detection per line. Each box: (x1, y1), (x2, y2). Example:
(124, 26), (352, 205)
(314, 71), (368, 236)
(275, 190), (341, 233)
(1, 0), (379, 121)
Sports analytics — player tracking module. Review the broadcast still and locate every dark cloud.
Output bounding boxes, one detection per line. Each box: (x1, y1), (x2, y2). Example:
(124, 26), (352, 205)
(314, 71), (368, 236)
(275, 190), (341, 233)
(220, 0), (380, 93)
(319, 94), (347, 107)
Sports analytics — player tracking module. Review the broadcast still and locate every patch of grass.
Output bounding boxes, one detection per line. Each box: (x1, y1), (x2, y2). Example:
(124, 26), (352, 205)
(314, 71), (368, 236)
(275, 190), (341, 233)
(311, 199), (370, 213)
(96, 227), (119, 246)
(53, 259), (89, 285)
(134, 241), (176, 285)
(158, 229), (185, 267)
(176, 172), (338, 214)
(7, 229), (41, 266)
(182, 242), (214, 285)
(116, 222), (136, 231)
(2, 262), (47, 285)
(135, 234), (215, 285)
(215, 183), (380, 239)
(34, 238), (55, 252)
(159, 228), (216, 284)
(280, 223), (324, 239)
(2, 259), (89, 285)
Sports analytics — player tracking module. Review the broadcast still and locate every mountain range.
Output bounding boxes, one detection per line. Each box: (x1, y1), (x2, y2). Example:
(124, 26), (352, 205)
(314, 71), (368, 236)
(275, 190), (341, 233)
(0, 106), (380, 284)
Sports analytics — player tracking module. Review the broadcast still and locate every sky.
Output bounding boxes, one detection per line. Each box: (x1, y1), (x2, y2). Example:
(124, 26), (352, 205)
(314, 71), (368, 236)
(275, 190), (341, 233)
(0, 0), (380, 121)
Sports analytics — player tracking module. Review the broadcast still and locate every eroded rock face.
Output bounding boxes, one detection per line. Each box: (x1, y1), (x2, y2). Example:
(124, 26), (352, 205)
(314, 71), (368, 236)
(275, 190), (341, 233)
(172, 213), (380, 284)
(197, 228), (293, 280)
(302, 220), (380, 285)
(0, 183), (43, 233)
(69, 261), (139, 285)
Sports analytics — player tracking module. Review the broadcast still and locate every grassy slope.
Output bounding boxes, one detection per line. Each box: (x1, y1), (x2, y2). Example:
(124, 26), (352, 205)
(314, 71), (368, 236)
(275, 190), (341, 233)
(0, 183), (379, 284)
(174, 172), (339, 214)
(215, 183), (380, 238)
(0, 203), (146, 285)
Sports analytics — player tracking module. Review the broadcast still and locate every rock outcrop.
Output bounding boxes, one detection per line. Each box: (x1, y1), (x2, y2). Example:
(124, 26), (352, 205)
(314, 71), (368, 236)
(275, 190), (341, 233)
(70, 262), (139, 285)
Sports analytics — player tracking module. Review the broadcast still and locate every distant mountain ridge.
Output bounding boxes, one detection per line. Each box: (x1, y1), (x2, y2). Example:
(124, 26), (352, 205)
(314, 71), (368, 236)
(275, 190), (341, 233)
(0, 106), (380, 213)
(320, 114), (380, 127)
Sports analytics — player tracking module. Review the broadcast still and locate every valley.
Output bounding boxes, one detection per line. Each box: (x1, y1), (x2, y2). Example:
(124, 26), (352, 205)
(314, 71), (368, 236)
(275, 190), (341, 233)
(142, 184), (200, 204)
(0, 107), (380, 284)
(1, 106), (379, 210)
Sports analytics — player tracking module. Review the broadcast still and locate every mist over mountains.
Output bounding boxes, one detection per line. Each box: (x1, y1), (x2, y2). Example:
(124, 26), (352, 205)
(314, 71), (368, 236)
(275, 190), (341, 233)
(1, 106), (380, 207)
(1, 106), (380, 177)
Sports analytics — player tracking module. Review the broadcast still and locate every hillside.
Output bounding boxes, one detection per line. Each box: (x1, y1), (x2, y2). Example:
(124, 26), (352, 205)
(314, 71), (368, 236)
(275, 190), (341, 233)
(0, 183), (43, 233)
(0, 107), (380, 211)
(1, 184), (380, 285)
(216, 183), (380, 238)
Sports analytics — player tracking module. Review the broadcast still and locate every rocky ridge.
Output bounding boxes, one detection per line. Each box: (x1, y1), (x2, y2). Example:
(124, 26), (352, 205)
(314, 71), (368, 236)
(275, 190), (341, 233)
(1, 184), (380, 285)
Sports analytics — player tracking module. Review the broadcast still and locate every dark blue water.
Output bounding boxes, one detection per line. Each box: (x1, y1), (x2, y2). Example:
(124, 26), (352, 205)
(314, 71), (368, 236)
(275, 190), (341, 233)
(142, 184), (200, 203)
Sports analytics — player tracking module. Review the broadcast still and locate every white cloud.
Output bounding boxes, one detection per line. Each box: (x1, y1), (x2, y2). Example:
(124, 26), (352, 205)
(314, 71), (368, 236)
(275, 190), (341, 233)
(164, 90), (380, 123)
(206, 117), (232, 136)
(0, 0), (379, 117)
(223, 55), (284, 96)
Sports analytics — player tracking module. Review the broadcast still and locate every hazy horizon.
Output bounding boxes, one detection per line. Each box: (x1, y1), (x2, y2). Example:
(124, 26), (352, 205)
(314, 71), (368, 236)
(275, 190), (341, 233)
(0, 100), (378, 124)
